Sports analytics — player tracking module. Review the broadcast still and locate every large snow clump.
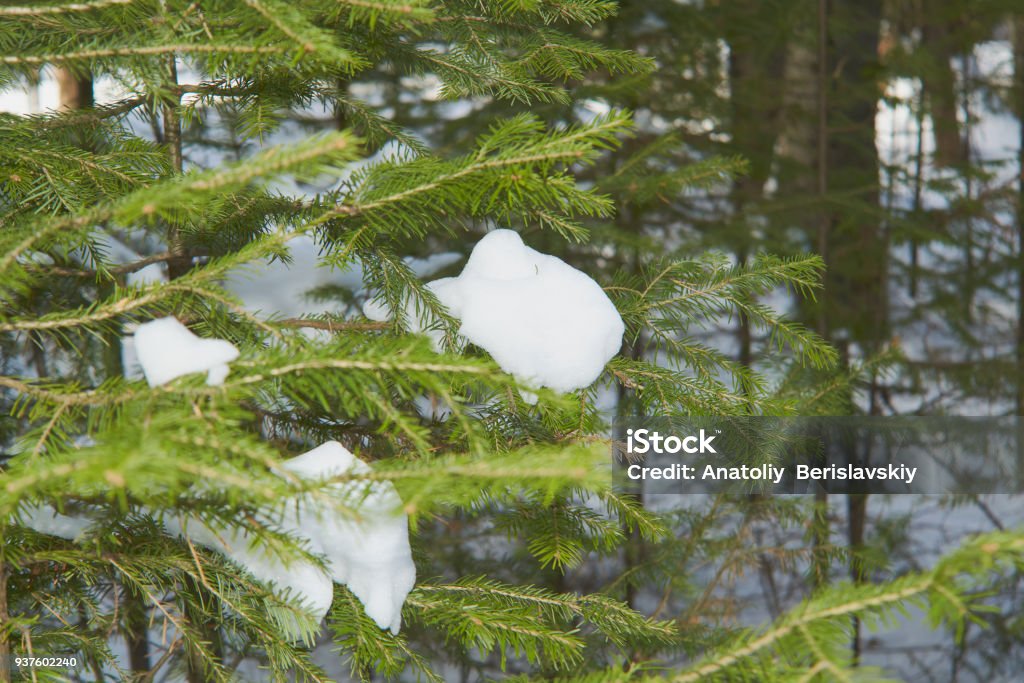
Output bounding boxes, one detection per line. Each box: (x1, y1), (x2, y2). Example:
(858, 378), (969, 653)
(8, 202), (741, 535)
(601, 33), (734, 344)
(365, 229), (624, 398)
(166, 441), (415, 635)
(278, 441), (416, 633)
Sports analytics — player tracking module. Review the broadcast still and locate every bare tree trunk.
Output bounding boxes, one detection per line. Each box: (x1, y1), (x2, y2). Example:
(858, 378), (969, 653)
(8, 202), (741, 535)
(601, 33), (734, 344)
(163, 58), (190, 281)
(920, 0), (966, 168)
(334, 78), (349, 131)
(723, 0), (791, 612)
(617, 200), (644, 614)
(125, 594), (151, 676)
(775, 0), (834, 592)
(824, 0), (886, 346)
(780, 1), (884, 644)
(1015, 17), (1024, 415)
(723, 0), (787, 375)
(813, 0), (832, 592)
(847, 493), (866, 661)
(56, 68), (93, 110)
(910, 80), (927, 299)
(826, 0), (884, 663)
(0, 563), (10, 683)
(815, 0), (830, 338)
(960, 52), (976, 323)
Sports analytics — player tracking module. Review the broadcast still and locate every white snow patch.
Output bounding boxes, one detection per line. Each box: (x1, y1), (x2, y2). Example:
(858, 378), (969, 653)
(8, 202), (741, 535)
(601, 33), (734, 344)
(406, 252), (462, 278)
(226, 234), (461, 319)
(19, 503), (94, 541)
(413, 394), (453, 422)
(132, 317), (239, 387)
(162, 513), (335, 640)
(126, 263), (167, 287)
(366, 230), (624, 399)
(101, 235), (166, 286)
(120, 336), (144, 382)
(278, 441), (416, 633)
(75, 232), (169, 287)
(576, 98), (612, 124)
(225, 236), (362, 318)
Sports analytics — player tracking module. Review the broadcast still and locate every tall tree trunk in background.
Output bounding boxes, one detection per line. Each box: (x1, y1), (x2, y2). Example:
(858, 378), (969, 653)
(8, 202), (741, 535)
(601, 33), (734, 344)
(1015, 17), (1024, 416)
(55, 68), (93, 110)
(824, 0), (885, 348)
(722, 0), (789, 614)
(604, 2), (646, 620)
(825, 0), (885, 665)
(816, 0), (830, 338)
(909, 80), (927, 300)
(777, 2), (885, 656)
(813, 0), (834, 596)
(334, 78), (349, 131)
(723, 0), (787, 371)
(163, 58), (192, 282)
(775, 0), (832, 591)
(616, 180), (645, 615)
(960, 52), (976, 323)
(920, 0), (966, 168)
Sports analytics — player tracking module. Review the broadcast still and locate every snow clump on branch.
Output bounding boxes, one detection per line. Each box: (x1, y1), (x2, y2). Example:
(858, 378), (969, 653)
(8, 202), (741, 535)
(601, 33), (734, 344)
(278, 441), (416, 633)
(165, 441), (415, 636)
(365, 229), (624, 402)
(133, 317), (239, 387)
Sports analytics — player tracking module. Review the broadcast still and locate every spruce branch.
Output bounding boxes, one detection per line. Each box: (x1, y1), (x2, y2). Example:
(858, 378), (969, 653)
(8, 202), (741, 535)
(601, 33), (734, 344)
(0, 0), (134, 16)
(668, 532), (1024, 682)
(1, 45), (286, 66)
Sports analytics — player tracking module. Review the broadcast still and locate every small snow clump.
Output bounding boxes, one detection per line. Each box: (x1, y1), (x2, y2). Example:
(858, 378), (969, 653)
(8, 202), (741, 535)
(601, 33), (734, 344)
(133, 317), (239, 387)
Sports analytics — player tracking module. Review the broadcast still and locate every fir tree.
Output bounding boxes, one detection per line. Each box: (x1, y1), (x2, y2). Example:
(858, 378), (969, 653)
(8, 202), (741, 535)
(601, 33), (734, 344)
(1, 2), (1023, 683)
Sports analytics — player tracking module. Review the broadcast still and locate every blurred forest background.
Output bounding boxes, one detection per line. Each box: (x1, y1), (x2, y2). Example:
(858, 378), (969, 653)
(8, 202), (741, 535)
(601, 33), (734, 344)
(4, 0), (1024, 681)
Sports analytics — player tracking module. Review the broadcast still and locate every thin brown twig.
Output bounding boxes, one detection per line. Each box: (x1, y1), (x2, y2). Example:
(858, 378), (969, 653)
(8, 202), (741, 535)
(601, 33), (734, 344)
(0, 0), (133, 16)
(137, 637), (181, 683)
(275, 318), (390, 332)
(1, 45), (283, 65)
(30, 251), (177, 278)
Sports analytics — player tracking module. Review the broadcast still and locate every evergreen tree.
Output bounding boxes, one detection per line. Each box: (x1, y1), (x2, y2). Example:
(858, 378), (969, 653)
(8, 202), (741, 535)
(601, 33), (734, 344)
(2, 2), (1023, 682)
